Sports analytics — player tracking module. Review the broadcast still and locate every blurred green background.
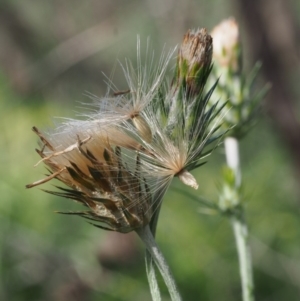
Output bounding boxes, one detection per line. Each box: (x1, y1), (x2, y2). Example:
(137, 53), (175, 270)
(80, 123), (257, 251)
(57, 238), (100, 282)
(1, 0), (300, 300)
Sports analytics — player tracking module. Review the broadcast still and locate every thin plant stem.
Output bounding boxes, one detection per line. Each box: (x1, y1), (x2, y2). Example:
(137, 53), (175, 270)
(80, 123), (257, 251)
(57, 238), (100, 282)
(224, 137), (255, 301)
(231, 214), (254, 301)
(145, 250), (162, 301)
(136, 225), (182, 301)
(145, 208), (163, 301)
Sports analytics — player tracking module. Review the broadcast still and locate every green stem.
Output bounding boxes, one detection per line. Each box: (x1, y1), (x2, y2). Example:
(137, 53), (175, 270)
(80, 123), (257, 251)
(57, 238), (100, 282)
(145, 250), (161, 301)
(224, 137), (255, 301)
(136, 225), (182, 301)
(231, 214), (254, 301)
(145, 208), (163, 301)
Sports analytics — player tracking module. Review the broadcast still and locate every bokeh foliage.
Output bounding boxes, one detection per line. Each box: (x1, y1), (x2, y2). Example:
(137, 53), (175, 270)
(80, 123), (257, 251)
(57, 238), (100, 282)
(1, 1), (300, 300)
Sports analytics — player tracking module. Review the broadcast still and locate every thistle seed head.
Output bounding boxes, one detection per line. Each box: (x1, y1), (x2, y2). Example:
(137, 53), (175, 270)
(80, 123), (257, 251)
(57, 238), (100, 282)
(27, 34), (226, 231)
(26, 125), (168, 233)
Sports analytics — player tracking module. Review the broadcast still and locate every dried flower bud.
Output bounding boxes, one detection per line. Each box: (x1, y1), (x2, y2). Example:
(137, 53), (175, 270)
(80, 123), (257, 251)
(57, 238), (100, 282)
(175, 28), (213, 97)
(211, 18), (241, 73)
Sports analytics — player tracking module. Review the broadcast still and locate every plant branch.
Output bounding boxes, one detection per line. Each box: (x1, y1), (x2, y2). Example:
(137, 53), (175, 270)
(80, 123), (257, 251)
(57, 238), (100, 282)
(145, 250), (162, 301)
(136, 225), (182, 301)
(145, 207), (163, 301)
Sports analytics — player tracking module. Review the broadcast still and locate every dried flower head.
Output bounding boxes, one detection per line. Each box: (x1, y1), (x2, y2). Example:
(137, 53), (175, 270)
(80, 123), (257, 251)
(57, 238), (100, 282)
(146, 28), (224, 189)
(27, 31), (225, 230)
(26, 125), (171, 233)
